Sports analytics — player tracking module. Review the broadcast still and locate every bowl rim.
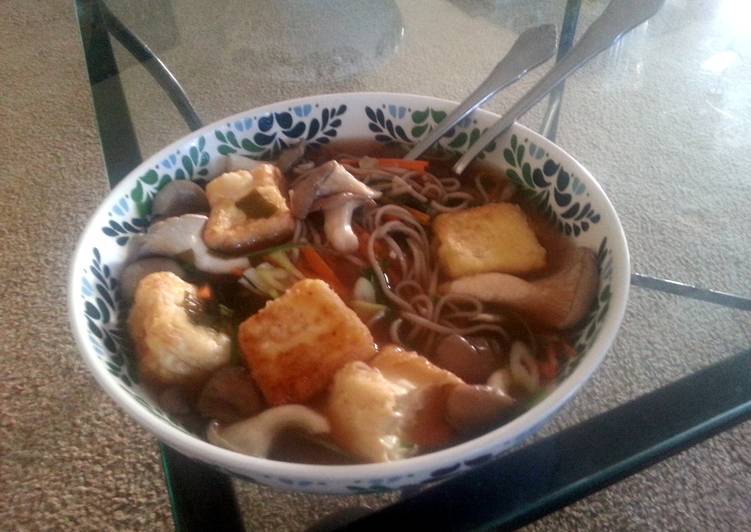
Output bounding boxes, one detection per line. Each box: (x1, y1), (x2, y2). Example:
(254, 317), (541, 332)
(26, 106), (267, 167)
(69, 91), (630, 483)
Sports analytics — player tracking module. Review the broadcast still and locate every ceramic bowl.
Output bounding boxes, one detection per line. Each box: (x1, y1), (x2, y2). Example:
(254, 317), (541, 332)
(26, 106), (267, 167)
(69, 92), (629, 494)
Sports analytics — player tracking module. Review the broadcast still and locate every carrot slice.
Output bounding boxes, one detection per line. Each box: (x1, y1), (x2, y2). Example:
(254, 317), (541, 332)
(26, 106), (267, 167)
(402, 206), (431, 226)
(353, 225), (388, 259)
(196, 284), (213, 301)
(300, 246), (349, 299)
(354, 225), (371, 259)
(352, 225), (401, 284)
(374, 158), (429, 172)
(538, 346), (559, 382)
(294, 261), (317, 280)
(538, 359), (558, 382)
(338, 158), (429, 172)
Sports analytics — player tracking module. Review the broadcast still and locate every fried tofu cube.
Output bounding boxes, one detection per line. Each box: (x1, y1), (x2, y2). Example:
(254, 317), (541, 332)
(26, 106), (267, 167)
(433, 202), (546, 278)
(203, 164), (295, 253)
(128, 272), (232, 390)
(238, 279), (376, 405)
(371, 345), (462, 389)
(327, 362), (405, 463)
(327, 346), (463, 462)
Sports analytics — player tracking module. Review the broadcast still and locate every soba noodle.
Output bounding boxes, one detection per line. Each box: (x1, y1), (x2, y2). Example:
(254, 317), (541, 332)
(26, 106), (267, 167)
(289, 158), (515, 355)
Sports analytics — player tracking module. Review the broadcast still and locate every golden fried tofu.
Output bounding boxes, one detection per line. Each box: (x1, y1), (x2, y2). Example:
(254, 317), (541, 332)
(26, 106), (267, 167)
(327, 362), (405, 463)
(327, 346), (463, 462)
(128, 272), (231, 389)
(433, 203), (546, 279)
(203, 164), (295, 253)
(371, 345), (462, 389)
(238, 279), (376, 405)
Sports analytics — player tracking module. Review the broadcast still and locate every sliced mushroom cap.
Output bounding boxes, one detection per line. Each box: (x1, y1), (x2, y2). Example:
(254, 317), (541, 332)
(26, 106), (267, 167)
(441, 247), (598, 330)
(276, 142), (306, 174)
(402, 384), (456, 450)
(290, 162), (332, 218)
(268, 431), (355, 465)
(124, 233), (147, 264)
(157, 386), (193, 417)
(290, 161), (380, 218)
(137, 214), (250, 274)
(152, 181), (209, 220)
(120, 257), (186, 302)
(468, 336), (507, 364)
(197, 366), (265, 424)
(432, 334), (499, 384)
(319, 163), (379, 198)
(289, 162), (381, 253)
(444, 383), (515, 435)
(138, 213), (204, 257)
(207, 405), (330, 458)
(311, 192), (375, 212)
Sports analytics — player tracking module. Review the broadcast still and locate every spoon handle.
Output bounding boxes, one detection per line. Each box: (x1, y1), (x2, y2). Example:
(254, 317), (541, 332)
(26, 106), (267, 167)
(404, 24), (557, 160)
(452, 0), (665, 175)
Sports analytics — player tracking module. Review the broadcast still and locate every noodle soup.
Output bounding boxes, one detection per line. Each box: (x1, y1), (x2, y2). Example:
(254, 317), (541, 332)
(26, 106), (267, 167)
(121, 140), (599, 464)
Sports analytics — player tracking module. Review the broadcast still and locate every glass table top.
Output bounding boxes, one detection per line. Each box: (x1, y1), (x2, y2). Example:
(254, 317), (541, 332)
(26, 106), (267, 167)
(75, 0), (751, 529)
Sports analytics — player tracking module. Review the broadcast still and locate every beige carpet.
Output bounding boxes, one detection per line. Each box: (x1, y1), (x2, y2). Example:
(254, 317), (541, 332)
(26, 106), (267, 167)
(1, 1), (749, 531)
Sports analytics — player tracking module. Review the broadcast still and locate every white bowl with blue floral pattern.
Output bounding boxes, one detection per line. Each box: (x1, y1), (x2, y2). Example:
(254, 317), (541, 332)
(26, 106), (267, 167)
(69, 93), (629, 494)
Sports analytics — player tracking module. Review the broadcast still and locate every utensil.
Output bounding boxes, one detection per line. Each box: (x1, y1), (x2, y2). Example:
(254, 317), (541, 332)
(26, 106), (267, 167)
(452, 0), (665, 175)
(404, 24), (557, 160)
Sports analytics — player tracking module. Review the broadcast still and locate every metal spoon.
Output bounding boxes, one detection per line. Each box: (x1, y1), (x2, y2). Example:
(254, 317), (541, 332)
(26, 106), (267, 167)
(451, 0), (665, 175)
(404, 24), (557, 160)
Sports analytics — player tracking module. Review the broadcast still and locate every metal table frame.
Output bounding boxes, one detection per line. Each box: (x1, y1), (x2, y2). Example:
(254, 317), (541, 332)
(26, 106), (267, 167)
(75, 1), (751, 529)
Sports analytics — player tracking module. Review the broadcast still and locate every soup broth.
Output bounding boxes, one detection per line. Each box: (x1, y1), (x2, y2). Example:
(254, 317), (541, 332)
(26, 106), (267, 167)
(123, 140), (597, 464)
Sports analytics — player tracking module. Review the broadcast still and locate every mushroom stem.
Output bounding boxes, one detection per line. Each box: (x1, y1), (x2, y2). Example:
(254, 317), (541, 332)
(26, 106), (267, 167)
(323, 200), (360, 253)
